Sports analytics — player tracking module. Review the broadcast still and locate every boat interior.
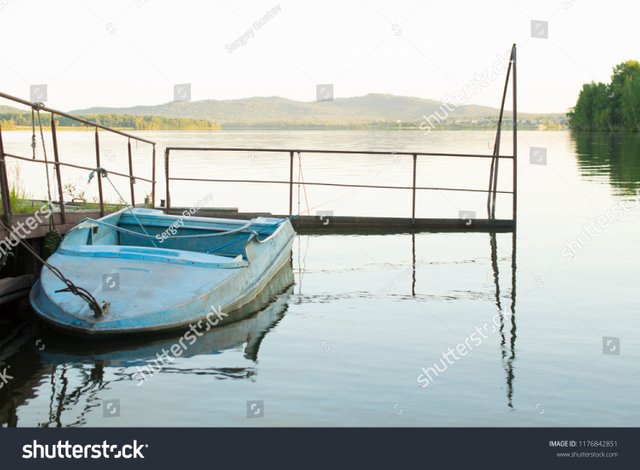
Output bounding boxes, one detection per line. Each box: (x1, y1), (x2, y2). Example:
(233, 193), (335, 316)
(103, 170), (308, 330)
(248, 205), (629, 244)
(59, 209), (284, 263)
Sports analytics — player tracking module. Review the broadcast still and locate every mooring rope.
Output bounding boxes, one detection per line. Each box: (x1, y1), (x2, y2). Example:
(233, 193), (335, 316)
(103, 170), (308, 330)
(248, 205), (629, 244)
(30, 108), (36, 160)
(0, 217), (106, 317)
(87, 167), (264, 241)
(88, 166), (159, 248)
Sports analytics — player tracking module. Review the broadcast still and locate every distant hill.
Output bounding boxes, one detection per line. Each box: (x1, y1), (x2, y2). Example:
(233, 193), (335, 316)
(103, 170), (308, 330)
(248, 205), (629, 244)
(0, 104), (25, 113)
(72, 94), (566, 129)
(0, 110), (219, 131)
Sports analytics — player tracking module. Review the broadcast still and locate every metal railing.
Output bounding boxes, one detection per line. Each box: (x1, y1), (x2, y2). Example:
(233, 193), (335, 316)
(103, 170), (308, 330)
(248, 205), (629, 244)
(164, 146), (516, 222)
(0, 91), (157, 224)
(165, 44), (517, 225)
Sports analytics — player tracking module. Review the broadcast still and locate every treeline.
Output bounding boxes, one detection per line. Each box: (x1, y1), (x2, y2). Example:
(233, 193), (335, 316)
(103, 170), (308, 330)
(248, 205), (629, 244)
(0, 112), (220, 131)
(569, 60), (640, 131)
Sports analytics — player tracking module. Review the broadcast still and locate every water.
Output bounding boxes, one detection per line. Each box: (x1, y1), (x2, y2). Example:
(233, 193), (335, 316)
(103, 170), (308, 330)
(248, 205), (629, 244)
(1, 130), (639, 427)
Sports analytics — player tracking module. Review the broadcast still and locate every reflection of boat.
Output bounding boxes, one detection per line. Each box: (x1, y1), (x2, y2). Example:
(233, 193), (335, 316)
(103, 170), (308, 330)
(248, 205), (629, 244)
(30, 208), (295, 336)
(38, 263), (294, 365)
(0, 265), (293, 426)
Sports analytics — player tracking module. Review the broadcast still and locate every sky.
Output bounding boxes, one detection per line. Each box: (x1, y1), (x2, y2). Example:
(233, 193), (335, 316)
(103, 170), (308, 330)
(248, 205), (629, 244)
(0, 0), (638, 113)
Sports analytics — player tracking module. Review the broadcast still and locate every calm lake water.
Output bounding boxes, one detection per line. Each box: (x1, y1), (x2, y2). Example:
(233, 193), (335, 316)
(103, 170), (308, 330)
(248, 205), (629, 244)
(1, 130), (639, 427)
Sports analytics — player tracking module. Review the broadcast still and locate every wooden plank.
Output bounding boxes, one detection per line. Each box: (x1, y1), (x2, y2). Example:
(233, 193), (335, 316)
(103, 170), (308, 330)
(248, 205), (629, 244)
(0, 211), (105, 240)
(167, 207), (514, 234)
(0, 274), (36, 305)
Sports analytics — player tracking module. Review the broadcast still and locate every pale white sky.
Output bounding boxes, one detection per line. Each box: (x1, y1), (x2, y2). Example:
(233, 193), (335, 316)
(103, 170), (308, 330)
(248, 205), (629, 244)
(0, 0), (637, 113)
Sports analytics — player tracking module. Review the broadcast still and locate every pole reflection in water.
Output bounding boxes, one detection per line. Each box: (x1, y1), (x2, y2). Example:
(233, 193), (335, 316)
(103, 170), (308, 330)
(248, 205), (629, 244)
(408, 229), (518, 408)
(489, 231), (517, 408)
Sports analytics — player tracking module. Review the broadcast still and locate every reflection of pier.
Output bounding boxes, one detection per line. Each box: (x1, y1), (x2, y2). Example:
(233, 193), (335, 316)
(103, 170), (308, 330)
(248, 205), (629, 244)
(407, 229), (518, 408)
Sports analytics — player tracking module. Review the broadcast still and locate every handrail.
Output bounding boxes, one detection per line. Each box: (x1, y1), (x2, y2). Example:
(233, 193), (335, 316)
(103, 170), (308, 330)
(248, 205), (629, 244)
(167, 176), (514, 194)
(0, 91), (157, 224)
(2, 152), (155, 183)
(165, 146), (516, 223)
(165, 146), (514, 159)
(0, 91), (155, 144)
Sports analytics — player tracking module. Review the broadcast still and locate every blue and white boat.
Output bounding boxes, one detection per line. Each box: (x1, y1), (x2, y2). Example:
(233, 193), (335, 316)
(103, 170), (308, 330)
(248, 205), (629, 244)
(30, 208), (295, 336)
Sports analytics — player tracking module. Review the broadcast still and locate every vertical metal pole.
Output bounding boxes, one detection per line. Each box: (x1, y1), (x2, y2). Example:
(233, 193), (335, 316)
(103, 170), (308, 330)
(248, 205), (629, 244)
(0, 125), (11, 224)
(164, 148), (171, 212)
(511, 44), (518, 225)
(488, 51), (513, 220)
(127, 138), (136, 207)
(151, 144), (156, 208)
(289, 151), (294, 216)
(94, 128), (104, 217)
(50, 117), (66, 224)
(411, 154), (417, 223)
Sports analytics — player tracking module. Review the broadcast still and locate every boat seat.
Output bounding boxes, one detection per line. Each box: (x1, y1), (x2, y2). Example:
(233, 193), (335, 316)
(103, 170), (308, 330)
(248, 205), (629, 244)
(57, 245), (248, 269)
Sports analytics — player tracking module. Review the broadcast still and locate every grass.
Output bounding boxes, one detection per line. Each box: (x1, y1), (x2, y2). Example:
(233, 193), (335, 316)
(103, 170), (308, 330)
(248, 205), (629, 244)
(2, 162), (143, 217)
(5, 165), (35, 214)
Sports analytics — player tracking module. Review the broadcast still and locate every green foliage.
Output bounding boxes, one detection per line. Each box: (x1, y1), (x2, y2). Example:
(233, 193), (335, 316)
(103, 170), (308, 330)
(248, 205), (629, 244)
(569, 60), (640, 131)
(572, 132), (640, 194)
(8, 165), (34, 214)
(0, 112), (220, 131)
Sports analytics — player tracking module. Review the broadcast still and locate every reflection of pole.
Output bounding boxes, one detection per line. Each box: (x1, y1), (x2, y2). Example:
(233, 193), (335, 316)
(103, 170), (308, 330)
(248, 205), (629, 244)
(490, 231), (517, 409)
(47, 361), (107, 427)
(490, 232), (502, 312)
(411, 232), (416, 296)
(53, 365), (69, 427)
(510, 229), (517, 357)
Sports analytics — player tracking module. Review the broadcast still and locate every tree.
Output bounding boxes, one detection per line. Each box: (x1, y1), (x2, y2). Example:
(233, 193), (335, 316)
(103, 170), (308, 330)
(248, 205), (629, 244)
(569, 60), (640, 132)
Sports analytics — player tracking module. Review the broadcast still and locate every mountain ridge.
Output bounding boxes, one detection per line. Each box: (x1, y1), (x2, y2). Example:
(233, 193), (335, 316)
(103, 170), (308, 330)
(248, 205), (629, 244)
(70, 93), (564, 128)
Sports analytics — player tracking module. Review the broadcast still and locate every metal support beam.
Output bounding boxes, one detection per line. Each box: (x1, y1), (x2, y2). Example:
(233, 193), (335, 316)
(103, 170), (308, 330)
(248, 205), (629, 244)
(0, 126), (11, 224)
(128, 139), (135, 207)
(94, 129), (104, 217)
(50, 117), (66, 224)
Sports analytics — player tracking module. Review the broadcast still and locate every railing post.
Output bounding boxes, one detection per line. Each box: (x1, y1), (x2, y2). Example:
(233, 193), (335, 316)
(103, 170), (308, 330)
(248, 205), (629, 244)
(412, 154), (417, 223)
(94, 128), (104, 217)
(151, 144), (156, 208)
(511, 44), (518, 226)
(0, 125), (11, 225)
(127, 138), (135, 207)
(50, 116), (66, 224)
(289, 151), (294, 216)
(165, 148), (171, 212)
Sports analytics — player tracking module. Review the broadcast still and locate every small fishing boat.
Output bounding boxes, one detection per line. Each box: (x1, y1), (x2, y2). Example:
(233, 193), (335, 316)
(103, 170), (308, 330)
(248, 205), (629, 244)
(30, 208), (295, 336)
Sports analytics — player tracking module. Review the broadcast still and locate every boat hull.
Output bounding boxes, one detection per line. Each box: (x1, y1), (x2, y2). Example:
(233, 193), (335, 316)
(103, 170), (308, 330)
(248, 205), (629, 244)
(30, 214), (295, 337)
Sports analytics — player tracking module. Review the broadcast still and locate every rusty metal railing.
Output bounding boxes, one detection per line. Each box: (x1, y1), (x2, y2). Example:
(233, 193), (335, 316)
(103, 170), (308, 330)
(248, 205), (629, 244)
(164, 147), (516, 223)
(0, 91), (156, 224)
